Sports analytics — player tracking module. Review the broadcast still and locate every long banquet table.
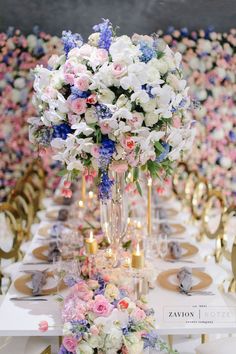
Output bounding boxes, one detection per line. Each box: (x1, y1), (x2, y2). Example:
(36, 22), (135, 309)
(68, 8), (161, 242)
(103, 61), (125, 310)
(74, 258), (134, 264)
(0, 196), (236, 338)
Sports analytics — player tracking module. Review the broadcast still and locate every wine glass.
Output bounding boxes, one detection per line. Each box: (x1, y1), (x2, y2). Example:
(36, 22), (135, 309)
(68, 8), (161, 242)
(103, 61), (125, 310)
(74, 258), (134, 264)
(157, 233), (168, 259)
(52, 256), (64, 294)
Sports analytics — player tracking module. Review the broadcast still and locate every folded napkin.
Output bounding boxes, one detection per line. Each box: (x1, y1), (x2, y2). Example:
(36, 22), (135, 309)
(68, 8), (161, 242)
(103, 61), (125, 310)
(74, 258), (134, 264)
(158, 208), (167, 220)
(48, 242), (60, 262)
(24, 270), (47, 296)
(177, 267), (192, 293)
(50, 224), (62, 238)
(58, 209), (69, 221)
(168, 241), (182, 259)
(160, 223), (171, 235)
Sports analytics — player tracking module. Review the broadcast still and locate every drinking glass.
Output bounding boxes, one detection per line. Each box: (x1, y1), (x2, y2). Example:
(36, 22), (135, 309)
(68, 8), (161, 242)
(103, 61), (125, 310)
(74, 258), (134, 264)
(157, 233), (168, 259)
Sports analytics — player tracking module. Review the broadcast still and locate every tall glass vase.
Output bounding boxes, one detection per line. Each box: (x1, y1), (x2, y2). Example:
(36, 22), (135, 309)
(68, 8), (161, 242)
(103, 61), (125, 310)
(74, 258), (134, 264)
(100, 171), (128, 254)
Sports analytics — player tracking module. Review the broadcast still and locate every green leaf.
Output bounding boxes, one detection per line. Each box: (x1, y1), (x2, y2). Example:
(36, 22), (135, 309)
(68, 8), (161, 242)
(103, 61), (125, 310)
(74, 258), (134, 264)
(57, 169), (68, 177)
(156, 51), (165, 59)
(154, 141), (165, 152)
(136, 181), (143, 196)
(122, 240), (132, 250)
(147, 160), (159, 178)
(133, 167), (139, 181)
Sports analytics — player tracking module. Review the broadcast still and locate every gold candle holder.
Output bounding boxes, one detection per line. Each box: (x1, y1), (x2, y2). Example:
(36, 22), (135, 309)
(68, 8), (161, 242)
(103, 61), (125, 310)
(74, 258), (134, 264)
(85, 231), (97, 255)
(82, 175), (86, 203)
(147, 177), (152, 236)
(132, 243), (144, 269)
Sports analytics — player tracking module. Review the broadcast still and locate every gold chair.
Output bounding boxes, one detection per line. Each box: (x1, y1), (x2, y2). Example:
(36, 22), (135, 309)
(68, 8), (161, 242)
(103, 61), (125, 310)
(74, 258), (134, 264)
(0, 203), (23, 293)
(172, 162), (189, 199)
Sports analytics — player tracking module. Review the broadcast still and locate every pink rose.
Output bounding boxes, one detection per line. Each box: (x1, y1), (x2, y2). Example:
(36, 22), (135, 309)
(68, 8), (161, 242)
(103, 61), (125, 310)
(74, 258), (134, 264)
(79, 44), (93, 57)
(131, 308), (146, 321)
(64, 181), (71, 188)
(74, 75), (90, 91)
(97, 48), (108, 64)
(100, 122), (112, 134)
(75, 302), (86, 321)
(64, 73), (75, 85)
(63, 336), (77, 353)
(129, 112), (144, 129)
(38, 321), (48, 332)
(90, 325), (99, 335)
(70, 98), (87, 115)
(110, 161), (128, 174)
(75, 282), (93, 301)
(89, 295), (113, 317)
(112, 62), (127, 78)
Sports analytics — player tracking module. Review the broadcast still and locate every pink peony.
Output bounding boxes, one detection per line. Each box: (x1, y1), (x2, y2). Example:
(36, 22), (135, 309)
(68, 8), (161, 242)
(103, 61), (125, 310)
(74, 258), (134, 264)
(38, 321), (48, 332)
(89, 295), (113, 317)
(70, 98), (87, 115)
(63, 336), (77, 353)
(97, 48), (108, 64)
(74, 75), (90, 91)
(75, 282), (93, 301)
(64, 73), (75, 85)
(100, 121), (112, 134)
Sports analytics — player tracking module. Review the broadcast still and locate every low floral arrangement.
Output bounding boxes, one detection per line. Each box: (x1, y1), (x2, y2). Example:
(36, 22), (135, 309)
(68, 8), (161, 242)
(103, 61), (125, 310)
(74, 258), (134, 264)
(30, 19), (194, 199)
(40, 274), (177, 354)
(159, 27), (236, 202)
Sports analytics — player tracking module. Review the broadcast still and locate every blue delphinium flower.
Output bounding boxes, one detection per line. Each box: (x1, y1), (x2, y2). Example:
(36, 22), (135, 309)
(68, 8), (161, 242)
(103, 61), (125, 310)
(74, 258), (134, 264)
(93, 19), (112, 50)
(52, 123), (72, 140)
(99, 137), (116, 169)
(70, 86), (90, 99)
(98, 171), (114, 200)
(156, 143), (170, 163)
(181, 27), (189, 37)
(96, 103), (113, 119)
(61, 30), (83, 57)
(139, 42), (156, 63)
(142, 329), (160, 349)
(58, 345), (73, 354)
(229, 130), (236, 142)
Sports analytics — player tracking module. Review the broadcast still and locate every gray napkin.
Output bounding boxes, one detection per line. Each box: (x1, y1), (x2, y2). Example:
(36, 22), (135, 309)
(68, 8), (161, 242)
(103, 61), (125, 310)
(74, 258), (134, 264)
(158, 208), (167, 220)
(50, 224), (62, 239)
(58, 209), (68, 221)
(160, 223), (172, 235)
(168, 241), (182, 259)
(24, 270), (47, 296)
(177, 267), (192, 293)
(48, 242), (60, 262)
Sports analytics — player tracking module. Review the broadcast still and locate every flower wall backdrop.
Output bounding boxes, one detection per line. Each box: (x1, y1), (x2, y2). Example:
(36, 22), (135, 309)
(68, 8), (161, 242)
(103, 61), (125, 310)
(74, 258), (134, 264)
(0, 28), (62, 201)
(0, 27), (236, 202)
(159, 28), (236, 203)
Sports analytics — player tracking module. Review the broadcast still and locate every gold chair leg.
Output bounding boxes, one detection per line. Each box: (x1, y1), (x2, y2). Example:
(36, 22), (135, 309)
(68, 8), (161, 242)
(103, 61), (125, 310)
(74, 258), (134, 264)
(168, 334), (173, 349)
(40, 345), (51, 354)
(201, 334), (208, 343)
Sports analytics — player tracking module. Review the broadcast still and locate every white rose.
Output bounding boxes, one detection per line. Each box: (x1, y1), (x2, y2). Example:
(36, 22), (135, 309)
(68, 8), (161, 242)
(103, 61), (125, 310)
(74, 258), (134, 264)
(6, 38), (15, 50)
(124, 334), (143, 354)
(0, 80), (6, 89)
(141, 99), (157, 113)
(220, 157), (232, 169)
(11, 89), (21, 103)
(88, 32), (100, 46)
(14, 77), (26, 89)
(76, 341), (93, 354)
(27, 34), (37, 48)
(189, 57), (200, 70)
(98, 88), (115, 104)
(85, 107), (98, 124)
(50, 70), (64, 90)
(88, 334), (104, 348)
(145, 112), (159, 127)
(155, 58), (168, 74)
(105, 328), (123, 352)
(62, 322), (72, 336)
(48, 54), (59, 68)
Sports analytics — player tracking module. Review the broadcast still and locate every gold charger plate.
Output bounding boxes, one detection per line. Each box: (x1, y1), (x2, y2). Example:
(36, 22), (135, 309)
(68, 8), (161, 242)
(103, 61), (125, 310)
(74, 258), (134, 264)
(46, 210), (59, 220)
(167, 242), (198, 260)
(38, 225), (51, 237)
(14, 271), (67, 295)
(169, 223), (186, 236)
(166, 208), (178, 218)
(32, 245), (72, 261)
(157, 268), (212, 292)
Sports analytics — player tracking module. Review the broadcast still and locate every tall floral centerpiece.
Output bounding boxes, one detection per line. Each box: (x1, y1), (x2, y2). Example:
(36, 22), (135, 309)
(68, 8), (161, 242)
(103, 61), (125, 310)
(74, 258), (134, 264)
(29, 20), (194, 247)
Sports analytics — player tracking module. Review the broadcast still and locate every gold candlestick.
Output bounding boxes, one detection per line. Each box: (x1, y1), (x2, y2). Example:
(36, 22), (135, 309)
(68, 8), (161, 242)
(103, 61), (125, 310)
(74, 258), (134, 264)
(81, 175), (86, 203)
(132, 243), (144, 269)
(147, 177), (152, 236)
(85, 231), (97, 255)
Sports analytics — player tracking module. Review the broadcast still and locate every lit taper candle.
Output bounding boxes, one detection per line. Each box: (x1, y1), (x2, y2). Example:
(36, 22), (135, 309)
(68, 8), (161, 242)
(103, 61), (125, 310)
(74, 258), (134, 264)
(85, 230), (97, 255)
